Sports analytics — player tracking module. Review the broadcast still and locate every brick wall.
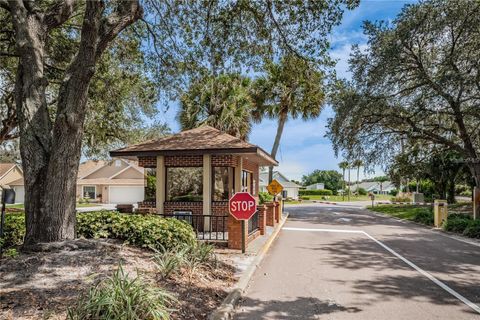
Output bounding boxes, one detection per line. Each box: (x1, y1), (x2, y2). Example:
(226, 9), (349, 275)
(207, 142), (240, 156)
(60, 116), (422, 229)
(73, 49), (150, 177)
(165, 155), (203, 166)
(212, 201), (229, 215)
(138, 156), (156, 168)
(212, 155), (238, 167)
(164, 201), (203, 215)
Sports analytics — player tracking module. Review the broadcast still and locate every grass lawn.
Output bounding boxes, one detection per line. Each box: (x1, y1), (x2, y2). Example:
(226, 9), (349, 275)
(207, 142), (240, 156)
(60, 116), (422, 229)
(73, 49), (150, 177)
(368, 204), (434, 225)
(305, 194), (392, 202)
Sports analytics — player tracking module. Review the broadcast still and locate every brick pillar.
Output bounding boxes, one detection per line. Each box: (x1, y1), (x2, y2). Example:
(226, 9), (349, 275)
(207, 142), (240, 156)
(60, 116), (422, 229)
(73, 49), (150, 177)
(265, 202), (276, 227)
(227, 215), (247, 250)
(257, 204), (267, 235)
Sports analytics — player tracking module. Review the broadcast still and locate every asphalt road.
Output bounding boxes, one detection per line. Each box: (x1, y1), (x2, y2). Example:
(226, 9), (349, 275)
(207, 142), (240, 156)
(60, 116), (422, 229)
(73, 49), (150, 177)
(234, 204), (480, 320)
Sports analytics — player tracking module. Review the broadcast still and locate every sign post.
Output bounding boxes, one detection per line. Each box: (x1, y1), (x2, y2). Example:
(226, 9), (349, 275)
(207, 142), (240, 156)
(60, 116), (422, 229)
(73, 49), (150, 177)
(229, 192), (257, 253)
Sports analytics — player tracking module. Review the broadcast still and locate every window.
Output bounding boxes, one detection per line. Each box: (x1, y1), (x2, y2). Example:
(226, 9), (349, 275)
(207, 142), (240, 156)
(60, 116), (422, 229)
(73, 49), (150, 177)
(213, 167), (234, 201)
(145, 168), (156, 201)
(83, 186), (96, 200)
(241, 170), (253, 194)
(166, 167), (203, 201)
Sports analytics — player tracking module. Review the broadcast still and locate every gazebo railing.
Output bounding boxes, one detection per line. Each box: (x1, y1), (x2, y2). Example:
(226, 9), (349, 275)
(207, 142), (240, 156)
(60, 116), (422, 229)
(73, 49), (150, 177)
(248, 210), (259, 235)
(158, 213), (228, 241)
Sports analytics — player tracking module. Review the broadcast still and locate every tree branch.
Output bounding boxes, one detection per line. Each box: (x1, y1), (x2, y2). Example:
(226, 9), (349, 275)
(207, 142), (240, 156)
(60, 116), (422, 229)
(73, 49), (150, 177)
(96, 1), (143, 58)
(44, 0), (78, 31)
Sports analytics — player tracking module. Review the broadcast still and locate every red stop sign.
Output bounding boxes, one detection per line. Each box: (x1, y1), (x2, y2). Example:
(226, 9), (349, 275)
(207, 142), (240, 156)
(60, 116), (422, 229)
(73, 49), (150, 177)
(229, 192), (257, 220)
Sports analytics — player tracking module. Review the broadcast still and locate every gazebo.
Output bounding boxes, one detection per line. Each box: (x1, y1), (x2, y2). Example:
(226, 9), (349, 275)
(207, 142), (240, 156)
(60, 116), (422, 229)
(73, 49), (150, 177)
(110, 126), (278, 249)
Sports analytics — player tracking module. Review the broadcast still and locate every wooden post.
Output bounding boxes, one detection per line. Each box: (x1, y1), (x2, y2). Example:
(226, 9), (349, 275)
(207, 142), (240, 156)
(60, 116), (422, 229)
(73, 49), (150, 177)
(156, 156), (165, 214)
(474, 187), (480, 220)
(203, 154), (212, 231)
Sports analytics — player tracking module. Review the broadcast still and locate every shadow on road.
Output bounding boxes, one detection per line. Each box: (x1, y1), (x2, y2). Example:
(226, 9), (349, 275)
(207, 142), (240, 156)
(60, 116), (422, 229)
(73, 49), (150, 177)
(235, 296), (362, 320)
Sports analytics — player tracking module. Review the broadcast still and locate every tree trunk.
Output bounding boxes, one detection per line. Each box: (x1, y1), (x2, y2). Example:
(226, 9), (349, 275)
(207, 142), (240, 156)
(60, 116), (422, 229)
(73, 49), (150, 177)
(269, 112), (287, 183)
(447, 180), (456, 204)
(9, 1), (142, 246)
(347, 166), (351, 201)
(468, 162), (480, 219)
(356, 166), (360, 196)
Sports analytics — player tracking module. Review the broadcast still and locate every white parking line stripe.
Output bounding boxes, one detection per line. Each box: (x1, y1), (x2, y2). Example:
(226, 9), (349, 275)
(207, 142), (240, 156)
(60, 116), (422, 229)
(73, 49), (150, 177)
(282, 226), (480, 314)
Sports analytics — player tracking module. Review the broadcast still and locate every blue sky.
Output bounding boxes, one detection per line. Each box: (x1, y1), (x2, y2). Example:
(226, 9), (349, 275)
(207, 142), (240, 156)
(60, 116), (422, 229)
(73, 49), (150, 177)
(156, 0), (416, 181)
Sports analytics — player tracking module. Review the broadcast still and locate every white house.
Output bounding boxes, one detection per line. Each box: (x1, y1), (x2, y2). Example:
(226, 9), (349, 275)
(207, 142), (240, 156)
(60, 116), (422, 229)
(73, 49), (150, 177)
(353, 181), (396, 195)
(259, 171), (301, 199)
(306, 182), (325, 190)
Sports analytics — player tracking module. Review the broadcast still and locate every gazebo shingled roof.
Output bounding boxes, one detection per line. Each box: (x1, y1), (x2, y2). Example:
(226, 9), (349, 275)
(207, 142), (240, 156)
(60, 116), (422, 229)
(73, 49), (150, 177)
(110, 126), (278, 166)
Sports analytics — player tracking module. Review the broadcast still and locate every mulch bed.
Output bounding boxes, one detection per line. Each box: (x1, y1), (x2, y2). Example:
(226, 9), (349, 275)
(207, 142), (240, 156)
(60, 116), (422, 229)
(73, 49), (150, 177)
(0, 239), (236, 320)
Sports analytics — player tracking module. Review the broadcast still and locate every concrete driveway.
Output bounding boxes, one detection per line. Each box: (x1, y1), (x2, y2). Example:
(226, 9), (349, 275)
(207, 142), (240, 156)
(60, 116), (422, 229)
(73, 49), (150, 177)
(235, 203), (480, 320)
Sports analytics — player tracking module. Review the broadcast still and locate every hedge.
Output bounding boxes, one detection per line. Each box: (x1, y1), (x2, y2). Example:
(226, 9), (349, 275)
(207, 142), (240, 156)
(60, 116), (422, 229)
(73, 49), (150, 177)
(1, 211), (196, 251)
(299, 189), (333, 196)
(443, 214), (480, 238)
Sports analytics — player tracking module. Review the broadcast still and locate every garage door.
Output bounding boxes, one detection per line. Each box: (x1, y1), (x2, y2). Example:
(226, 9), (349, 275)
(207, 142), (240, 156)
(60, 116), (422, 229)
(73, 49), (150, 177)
(13, 186), (25, 203)
(109, 186), (144, 204)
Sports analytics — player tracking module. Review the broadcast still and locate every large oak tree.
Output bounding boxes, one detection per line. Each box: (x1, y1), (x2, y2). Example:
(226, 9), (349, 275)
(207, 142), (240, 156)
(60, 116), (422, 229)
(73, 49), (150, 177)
(1, 0), (358, 246)
(328, 0), (480, 213)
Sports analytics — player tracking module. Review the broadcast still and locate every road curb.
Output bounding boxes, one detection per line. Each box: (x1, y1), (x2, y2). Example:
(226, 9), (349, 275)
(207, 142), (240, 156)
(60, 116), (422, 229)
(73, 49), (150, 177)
(209, 213), (289, 320)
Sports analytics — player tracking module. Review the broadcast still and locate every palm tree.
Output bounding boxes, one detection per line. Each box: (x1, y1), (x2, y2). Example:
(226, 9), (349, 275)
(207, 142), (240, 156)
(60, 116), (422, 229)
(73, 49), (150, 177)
(178, 73), (254, 140)
(252, 54), (326, 183)
(339, 161), (349, 201)
(353, 159), (363, 197)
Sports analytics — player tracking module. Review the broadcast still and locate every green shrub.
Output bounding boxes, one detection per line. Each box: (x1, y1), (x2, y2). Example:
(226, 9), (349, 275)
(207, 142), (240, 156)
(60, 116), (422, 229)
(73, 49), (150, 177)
(463, 220), (480, 238)
(77, 211), (196, 251)
(299, 189), (333, 196)
(412, 209), (434, 225)
(300, 196), (310, 200)
(67, 265), (173, 320)
(2, 213), (25, 248)
(153, 245), (188, 279)
(443, 214), (472, 233)
(357, 187), (367, 196)
(258, 191), (273, 204)
(153, 242), (216, 280)
(389, 189), (399, 196)
(2, 211), (196, 251)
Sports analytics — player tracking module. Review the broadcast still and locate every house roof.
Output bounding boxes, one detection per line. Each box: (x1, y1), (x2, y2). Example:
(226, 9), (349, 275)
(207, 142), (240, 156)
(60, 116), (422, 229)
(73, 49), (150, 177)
(110, 126), (278, 166)
(77, 178), (144, 185)
(78, 159), (144, 183)
(9, 178), (23, 186)
(353, 181), (396, 191)
(0, 163), (18, 180)
(259, 171), (300, 188)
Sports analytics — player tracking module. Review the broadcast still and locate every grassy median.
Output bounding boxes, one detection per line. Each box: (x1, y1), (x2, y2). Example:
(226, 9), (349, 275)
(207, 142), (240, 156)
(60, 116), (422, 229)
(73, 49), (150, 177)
(368, 204), (434, 226)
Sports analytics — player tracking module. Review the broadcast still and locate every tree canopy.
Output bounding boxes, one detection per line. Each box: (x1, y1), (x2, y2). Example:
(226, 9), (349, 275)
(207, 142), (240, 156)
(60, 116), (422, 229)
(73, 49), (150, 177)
(302, 170), (343, 193)
(178, 73), (253, 140)
(327, 0), (480, 192)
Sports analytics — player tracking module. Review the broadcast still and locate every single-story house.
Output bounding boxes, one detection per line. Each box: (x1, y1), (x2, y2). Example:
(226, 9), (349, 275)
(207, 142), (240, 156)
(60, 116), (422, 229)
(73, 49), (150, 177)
(352, 181), (396, 195)
(110, 126), (278, 215)
(259, 171), (301, 199)
(306, 182), (325, 190)
(0, 163), (24, 203)
(76, 159), (145, 204)
(5, 159), (146, 204)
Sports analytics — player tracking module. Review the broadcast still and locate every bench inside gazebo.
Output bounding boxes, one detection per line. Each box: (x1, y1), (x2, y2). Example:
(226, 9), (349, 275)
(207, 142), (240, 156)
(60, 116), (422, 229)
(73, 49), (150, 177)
(110, 126), (278, 249)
